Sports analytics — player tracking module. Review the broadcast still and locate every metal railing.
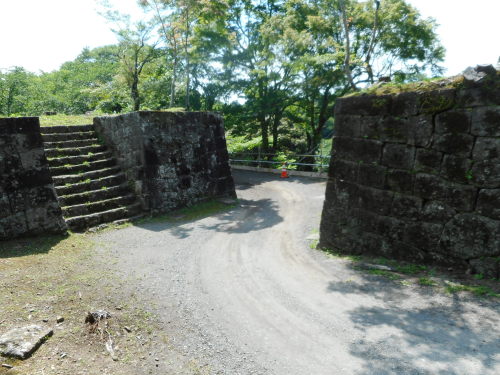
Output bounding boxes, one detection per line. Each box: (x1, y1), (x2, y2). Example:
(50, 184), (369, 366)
(229, 152), (331, 172)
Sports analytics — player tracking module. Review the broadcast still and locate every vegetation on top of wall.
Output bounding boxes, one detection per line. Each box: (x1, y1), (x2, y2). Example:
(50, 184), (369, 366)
(346, 75), (465, 97)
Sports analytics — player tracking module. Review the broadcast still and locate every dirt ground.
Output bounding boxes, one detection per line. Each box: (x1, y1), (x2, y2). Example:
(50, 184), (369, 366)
(1, 171), (499, 375)
(0, 230), (210, 375)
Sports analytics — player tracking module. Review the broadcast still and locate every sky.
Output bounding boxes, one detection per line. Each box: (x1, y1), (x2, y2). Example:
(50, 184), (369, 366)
(0, 0), (498, 76)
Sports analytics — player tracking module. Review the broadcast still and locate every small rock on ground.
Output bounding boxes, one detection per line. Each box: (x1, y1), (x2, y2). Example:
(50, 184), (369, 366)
(0, 325), (53, 359)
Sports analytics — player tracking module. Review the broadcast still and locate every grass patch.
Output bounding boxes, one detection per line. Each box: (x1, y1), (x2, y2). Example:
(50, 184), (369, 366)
(39, 114), (95, 127)
(309, 239), (319, 249)
(445, 283), (500, 298)
(367, 269), (401, 280)
(418, 277), (437, 286)
(139, 200), (236, 225)
(316, 250), (498, 298)
(319, 247), (362, 262)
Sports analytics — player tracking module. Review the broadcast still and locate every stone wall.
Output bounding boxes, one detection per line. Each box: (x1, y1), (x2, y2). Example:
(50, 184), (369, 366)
(94, 111), (236, 214)
(319, 66), (500, 278)
(0, 118), (67, 239)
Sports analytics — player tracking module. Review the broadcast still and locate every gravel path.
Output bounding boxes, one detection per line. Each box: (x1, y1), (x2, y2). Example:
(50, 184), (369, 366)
(97, 170), (500, 375)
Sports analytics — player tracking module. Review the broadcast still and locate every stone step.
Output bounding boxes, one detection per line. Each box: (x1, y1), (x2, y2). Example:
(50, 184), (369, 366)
(47, 151), (113, 168)
(49, 158), (116, 177)
(44, 138), (99, 149)
(55, 174), (126, 196)
(52, 166), (121, 186)
(62, 195), (137, 217)
(59, 183), (130, 206)
(41, 124), (94, 134)
(45, 145), (107, 158)
(65, 203), (142, 231)
(42, 131), (97, 142)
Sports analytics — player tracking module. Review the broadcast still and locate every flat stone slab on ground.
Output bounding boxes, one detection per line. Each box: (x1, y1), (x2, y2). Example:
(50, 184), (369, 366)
(0, 325), (53, 359)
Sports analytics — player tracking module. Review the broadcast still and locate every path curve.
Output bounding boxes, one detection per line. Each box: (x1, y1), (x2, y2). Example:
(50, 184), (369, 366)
(98, 170), (499, 375)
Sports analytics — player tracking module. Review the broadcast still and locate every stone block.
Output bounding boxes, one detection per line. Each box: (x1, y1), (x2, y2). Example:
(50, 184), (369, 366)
(407, 115), (433, 147)
(414, 148), (443, 174)
(334, 179), (360, 210)
(335, 95), (392, 116)
(382, 143), (415, 169)
(440, 155), (473, 184)
(376, 116), (409, 143)
(0, 325), (53, 359)
(457, 79), (500, 107)
(473, 137), (500, 160)
(476, 189), (500, 220)
(469, 257), (500, 279)
(432, 133), (474, 156)
(404, 221), (443, 252)
(334, 137), (382, 163)
(358, 163), (386, 188)
(414, 173), (447, 201)
(444, 184), (477, 212)
(391, 193), (422, 220)
(418, 89), (456, 114)
(0, 117), (40, 134)
(420, 200), (457, 223)
(471, 160), (500, 188)
(391, 240), (427, 262)
(435, 110), (471, 134)
(334, 115), (362, 138)
(441, 214), (500, 259)
(332, 159), (359, 183)
(471, 107), (500, 136)
(392, 92), (419, 116)
(357, 185), (394, 216)
(385, 169), (414, 194)
(414, 174), (475, 211)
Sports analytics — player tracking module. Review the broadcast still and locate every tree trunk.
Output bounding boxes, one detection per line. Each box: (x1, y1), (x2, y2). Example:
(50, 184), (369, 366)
(340, 0), (357, 90)
(170, 56), (177, 108)
(184, 8), (190, 110)
(259, 113), (269, 154)
(131, 77), (140, 111)
(271, 111), (282, 152)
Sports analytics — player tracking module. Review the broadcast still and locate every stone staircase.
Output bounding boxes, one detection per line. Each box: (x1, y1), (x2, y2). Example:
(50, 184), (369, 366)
(41, 124), (142, 231)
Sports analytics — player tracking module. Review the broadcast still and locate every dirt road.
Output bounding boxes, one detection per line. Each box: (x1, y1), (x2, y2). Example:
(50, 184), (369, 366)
(98, 170), (500, 375)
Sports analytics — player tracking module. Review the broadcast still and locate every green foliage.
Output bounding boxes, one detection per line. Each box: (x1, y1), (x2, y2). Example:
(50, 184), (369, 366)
(3, 0), (444, 160)
(226, 135), (263, 154)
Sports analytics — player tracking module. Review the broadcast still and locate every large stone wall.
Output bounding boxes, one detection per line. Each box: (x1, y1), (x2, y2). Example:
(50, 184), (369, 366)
(319, 66), (500, 278)
(94, 111), (236, 214)
(0, 118), (67, 239)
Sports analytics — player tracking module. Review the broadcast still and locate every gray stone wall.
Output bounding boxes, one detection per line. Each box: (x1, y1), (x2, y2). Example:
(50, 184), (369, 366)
(94, 111), (236, 214)
(0, 118), (67, 239)
(319, 66), (500, 278)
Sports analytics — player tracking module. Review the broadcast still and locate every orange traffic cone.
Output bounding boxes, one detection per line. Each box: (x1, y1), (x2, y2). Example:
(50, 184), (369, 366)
(280, 163), (289, 178)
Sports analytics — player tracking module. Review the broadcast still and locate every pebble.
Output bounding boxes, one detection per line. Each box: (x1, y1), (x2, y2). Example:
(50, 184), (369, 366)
(1, 364), (14, 369)
(56, 316), (65, 323)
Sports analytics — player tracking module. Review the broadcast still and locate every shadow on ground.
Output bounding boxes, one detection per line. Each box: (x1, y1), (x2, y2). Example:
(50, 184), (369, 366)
(0, 233), (68, 258)
(325, 264), (500, 374)
(201, 198), (283, 233)
(233, 169), (325, 190)
(133, 197), (283, 239)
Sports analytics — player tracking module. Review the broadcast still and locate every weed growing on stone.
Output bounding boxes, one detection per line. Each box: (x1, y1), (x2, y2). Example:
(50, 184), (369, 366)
(418, 277), (437, 286)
